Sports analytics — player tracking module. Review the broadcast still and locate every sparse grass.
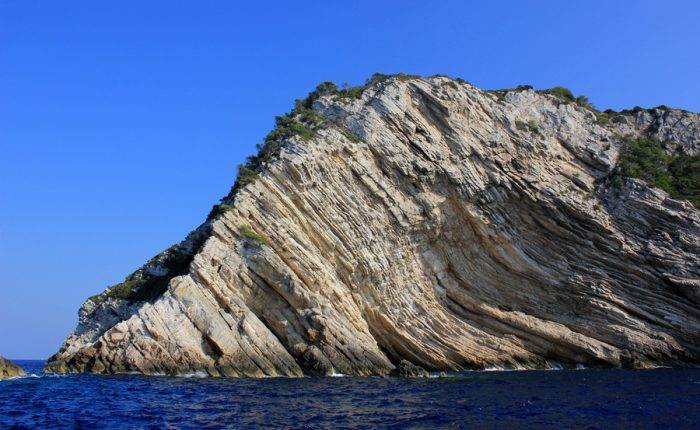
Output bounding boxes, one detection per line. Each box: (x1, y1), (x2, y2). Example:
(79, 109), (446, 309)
(442, 81), (459, 90)
(515, 120), (542, 136)
(340, 128), (361, 143)
(88, 231), (208, 305)
(335, 73), (421, 102)
(238, 224), (269, 245)
(223, 73), (425, 200)
(486, 85), (533, 103)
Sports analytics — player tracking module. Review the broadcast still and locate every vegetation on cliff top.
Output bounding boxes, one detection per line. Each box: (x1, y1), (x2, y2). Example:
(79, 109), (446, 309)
(487, 84), (679, 126)
(89, 232), (208, 304)
(222, 73), (420, 203)
(94, 75), (697, 304)
(610, 136), (700, 208)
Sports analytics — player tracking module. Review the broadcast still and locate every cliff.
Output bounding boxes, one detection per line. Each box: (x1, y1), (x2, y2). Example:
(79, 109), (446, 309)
(0, 357), (25, 379)
(46, 75), (700, 376)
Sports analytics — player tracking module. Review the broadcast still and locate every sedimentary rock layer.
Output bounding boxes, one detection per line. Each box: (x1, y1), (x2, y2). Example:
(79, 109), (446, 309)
(47, 76), (700, 376)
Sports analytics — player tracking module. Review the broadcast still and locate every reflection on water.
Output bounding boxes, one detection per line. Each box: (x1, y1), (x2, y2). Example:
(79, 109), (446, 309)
(1, 361), (699, 429)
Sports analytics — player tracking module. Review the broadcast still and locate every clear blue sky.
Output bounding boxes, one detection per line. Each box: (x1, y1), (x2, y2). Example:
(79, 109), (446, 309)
(1, 1), (698, 359)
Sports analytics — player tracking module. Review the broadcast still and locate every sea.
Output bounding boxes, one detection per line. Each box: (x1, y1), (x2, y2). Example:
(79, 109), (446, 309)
(1, 360), (699, 429)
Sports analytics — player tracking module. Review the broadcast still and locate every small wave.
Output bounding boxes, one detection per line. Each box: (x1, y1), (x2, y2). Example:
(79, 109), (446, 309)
(481, 367), (527, 372)
(0, 373), (43, 381)
(176, 371), (209, 378)
(575, 364), (587, 370)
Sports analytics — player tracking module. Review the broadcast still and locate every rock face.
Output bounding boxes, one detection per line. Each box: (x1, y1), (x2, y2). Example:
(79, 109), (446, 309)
(0, 357), (25, 379)
(46, 76), (700, 377)
(390, 360), (429, 378)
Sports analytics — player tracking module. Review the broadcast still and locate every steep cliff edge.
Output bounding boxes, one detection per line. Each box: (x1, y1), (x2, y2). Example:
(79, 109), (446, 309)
(46, 75), (700, 376)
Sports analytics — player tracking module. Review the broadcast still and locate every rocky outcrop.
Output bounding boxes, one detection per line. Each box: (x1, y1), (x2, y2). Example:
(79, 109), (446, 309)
(46, 75), (700, 377)
(389, 360), (429, 378)
(0, 357), (25, 379)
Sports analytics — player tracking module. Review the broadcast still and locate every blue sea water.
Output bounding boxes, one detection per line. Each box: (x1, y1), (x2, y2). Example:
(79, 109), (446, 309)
(1, 361), (699, 429)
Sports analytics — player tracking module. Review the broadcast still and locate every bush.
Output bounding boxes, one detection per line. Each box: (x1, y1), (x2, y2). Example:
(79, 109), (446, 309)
(617, 137), (674, 191)
(668, 152), (700, 208)
(540, 86), (575, 103)
(89, 235), (207, 304)
(224, 73), (423, 201)
(515, 120), (542, 136)
(336, 72), (421, 102)
(207, 203), (234, 220)
(612, 136), (700, 208)
(485, 84), (533, 103)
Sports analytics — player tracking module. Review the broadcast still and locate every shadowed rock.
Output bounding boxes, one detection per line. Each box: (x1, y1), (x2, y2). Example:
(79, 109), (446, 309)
(389, 360), (429, 378)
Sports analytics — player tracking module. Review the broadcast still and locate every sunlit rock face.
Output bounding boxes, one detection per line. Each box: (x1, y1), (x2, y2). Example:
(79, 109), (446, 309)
(0, 357), (25, 379)
(46, 76), (700, 377)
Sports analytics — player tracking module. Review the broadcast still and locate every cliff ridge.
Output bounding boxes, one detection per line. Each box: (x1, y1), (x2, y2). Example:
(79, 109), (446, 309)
(46, 75), (700, 376)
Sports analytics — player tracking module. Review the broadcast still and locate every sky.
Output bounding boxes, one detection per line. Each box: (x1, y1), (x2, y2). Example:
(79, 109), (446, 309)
(0, 0), (698, 359)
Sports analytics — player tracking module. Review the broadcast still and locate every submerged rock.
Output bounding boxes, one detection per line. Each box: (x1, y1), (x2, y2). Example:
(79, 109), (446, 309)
(0, 357), (25, 379)
(46, 75), (700, 377)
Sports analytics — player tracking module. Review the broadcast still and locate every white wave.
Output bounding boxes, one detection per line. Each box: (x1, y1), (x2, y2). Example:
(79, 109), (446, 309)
(176, 371), (209, 378)
(0, 373), (42, 381)
(544, 363), (564, 371)
(480, 366), (527, 372)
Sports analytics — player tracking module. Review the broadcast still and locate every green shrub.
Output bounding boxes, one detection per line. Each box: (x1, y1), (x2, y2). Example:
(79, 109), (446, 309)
(618, 136), (674, 191)
(539, 86), (575, 103)
(207, 203), (234, 220)
(336, 72), (421, 102)
(485, 84), (532, 103)
(611, 136), (700, 208)
(668, 152), (700, 207)
(238, 224), (269, 245)
(87, 230), (209, 305)
(224, 73), (423, 201)
(515, 120), (542, 136)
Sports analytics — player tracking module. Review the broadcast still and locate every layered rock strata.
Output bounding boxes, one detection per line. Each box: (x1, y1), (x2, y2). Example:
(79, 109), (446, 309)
(47, 76), (700, 376)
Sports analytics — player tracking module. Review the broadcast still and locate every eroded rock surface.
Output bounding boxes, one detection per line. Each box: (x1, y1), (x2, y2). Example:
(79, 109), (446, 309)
(46, 76), (700, 377)
(0, 357), (25, 379)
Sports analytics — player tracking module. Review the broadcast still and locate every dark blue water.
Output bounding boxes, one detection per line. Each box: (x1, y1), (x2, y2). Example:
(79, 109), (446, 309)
(1, 361), (699, 429)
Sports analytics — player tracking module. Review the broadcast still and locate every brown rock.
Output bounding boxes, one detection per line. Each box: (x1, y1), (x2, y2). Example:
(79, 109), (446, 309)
(0, 357), (25, 379)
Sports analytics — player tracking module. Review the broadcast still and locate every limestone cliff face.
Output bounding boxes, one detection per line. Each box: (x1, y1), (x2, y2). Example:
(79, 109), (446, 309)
(46, 76), (700, 376)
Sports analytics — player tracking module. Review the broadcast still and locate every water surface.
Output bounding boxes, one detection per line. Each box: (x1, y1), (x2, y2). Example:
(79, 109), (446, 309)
(1, 360), (699, 429)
